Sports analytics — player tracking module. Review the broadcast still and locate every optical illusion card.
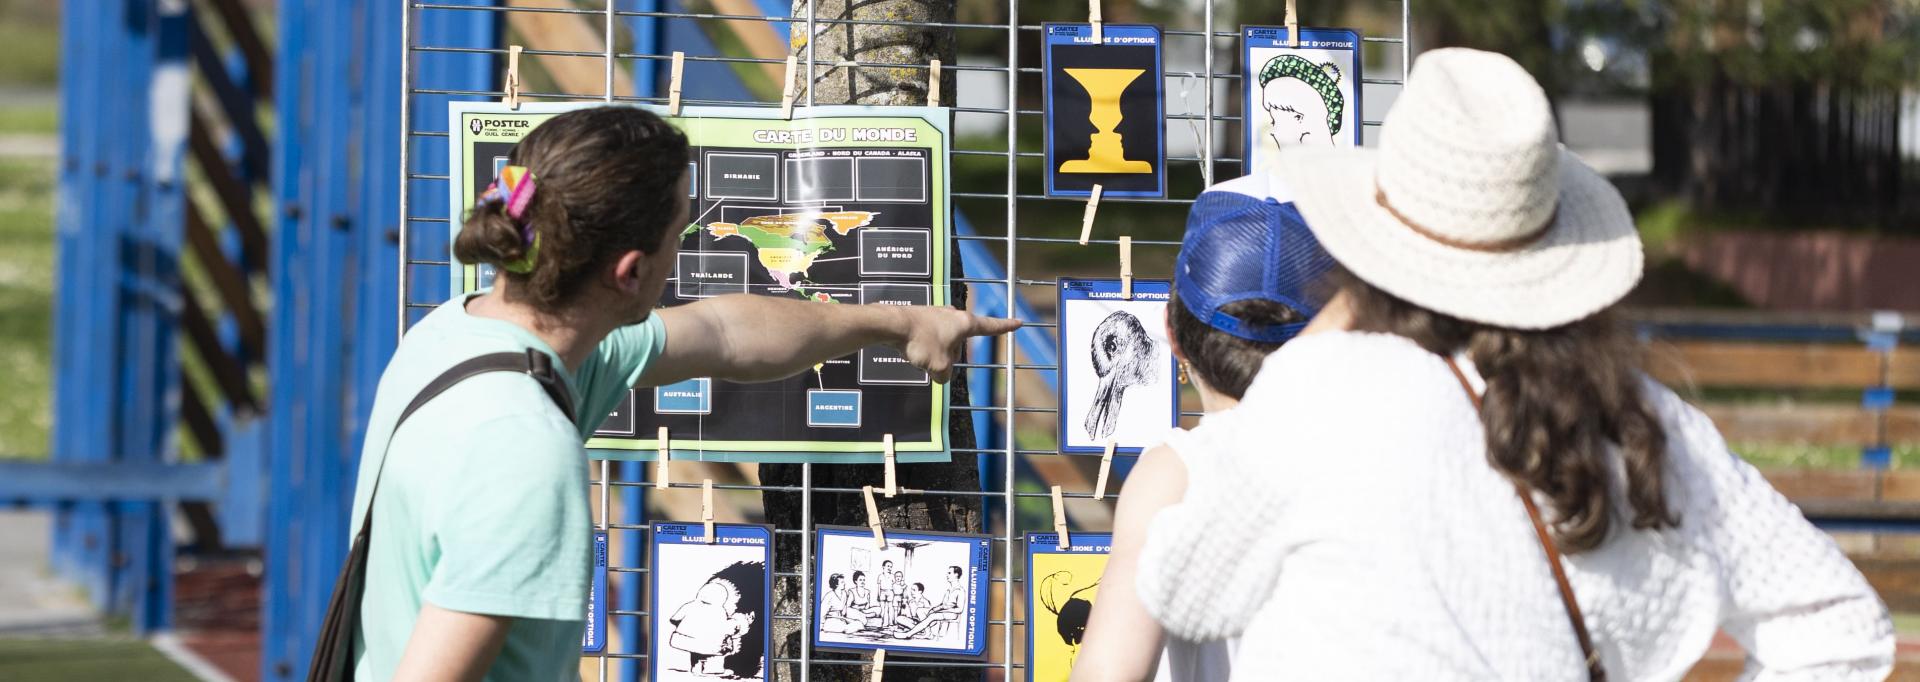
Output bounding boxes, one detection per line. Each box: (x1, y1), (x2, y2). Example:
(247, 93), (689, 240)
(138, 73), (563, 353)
(583, 530), (608, 653)
(1057, 278), (1178, 455)
(1242, 26), (1363, 176)
(650, 522), (775, 682)
(448, 102), (955, 464)
(1042, 23), (1166, 198)
(1025, 532), (1113, 682)
(812, 525), (992, 659)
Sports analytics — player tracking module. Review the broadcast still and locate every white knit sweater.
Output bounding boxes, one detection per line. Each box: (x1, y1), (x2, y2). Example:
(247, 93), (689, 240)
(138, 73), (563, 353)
(1136, 331), (1893, 680)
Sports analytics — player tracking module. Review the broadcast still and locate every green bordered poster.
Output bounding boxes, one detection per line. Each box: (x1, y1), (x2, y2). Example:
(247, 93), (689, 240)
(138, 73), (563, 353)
(448, 102), (954, 463)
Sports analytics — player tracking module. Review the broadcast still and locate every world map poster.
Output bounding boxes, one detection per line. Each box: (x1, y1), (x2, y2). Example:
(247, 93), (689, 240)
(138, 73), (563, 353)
(449, 102), (953, 463)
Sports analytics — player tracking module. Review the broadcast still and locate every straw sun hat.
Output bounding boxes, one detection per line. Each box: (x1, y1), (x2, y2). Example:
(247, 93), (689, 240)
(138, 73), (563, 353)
(1276, 48), (1643, 330)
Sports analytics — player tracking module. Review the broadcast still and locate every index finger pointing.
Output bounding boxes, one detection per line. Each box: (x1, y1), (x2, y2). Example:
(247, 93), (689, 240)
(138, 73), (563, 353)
(969, 315), (1022, 337)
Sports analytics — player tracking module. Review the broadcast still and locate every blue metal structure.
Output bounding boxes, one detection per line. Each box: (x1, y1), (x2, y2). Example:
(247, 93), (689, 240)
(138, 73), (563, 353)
(259, 1), (494, 677)
(48, 0), (189, 633)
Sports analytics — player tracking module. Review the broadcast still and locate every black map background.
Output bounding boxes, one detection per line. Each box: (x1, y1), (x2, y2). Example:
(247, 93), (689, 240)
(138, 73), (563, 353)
(466, 138), (944, 448)
(632, 145), (941, 446)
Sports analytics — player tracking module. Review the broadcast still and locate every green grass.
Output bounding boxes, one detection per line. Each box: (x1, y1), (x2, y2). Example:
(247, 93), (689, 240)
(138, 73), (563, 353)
(0, 638), (197, 681)
(0, 105), (56, 136)
(0, 13), (57, 89)
(1733, 443), (1920, 470)
(0, 155), (54, 460)
(1634, 198), (1696, 255)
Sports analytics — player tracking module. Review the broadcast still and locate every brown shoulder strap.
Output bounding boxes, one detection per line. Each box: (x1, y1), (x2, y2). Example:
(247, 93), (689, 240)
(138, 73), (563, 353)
(1444, 357), (1606, 681)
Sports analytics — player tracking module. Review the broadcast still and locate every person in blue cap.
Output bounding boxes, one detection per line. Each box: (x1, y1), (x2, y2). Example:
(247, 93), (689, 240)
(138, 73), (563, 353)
(1070, 172), (1336, 682)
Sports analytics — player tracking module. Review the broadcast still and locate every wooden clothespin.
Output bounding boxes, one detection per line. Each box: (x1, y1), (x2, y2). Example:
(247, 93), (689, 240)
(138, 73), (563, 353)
(863, 485), (887, 549)
(1088, 0), (1104, 44)
(871, 649), (886, 682)
(882, 434), (898, 498)
(928, 59), (943, 108)
(1078, 184), (1103, 245)
(779, 55), (800, 119)
(1094, 441), (1116, 500)
(654, 426), (670, 490)
(1119, 236), (1134, 299)
(701, 478), (715, 544)
(1051, 485), (1071, 549)
(1285, 0), (1300, 48)
(668, 51), (686, 116)
(503, 45), (524, 110)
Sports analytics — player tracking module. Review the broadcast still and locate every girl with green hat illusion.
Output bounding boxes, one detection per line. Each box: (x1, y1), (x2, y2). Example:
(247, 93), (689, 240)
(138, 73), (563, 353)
(1259, 55), (1346, 148)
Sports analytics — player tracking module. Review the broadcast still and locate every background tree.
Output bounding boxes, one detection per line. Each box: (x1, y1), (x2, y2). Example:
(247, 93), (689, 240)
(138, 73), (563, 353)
(1635, 0), (1919, 224)
(1418, 0), (1920, 226)
(759, 3), (977, 679)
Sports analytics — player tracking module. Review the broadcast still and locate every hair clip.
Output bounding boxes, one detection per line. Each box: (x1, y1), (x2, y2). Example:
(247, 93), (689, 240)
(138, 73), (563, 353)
(477, 165), (541, 273)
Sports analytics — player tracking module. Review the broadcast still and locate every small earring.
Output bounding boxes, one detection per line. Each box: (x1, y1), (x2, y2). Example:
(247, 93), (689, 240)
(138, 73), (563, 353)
(1177, 362), (1190, 385)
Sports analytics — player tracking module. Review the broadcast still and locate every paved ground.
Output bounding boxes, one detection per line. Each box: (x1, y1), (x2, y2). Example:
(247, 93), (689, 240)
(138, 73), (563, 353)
(0, 510), (99, 635)
(0, 134), (55, 157)
(0, 510), (211, 680)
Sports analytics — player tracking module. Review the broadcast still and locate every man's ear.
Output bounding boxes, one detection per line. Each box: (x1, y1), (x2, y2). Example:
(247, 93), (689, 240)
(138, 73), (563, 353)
(609, 249), (648, 294)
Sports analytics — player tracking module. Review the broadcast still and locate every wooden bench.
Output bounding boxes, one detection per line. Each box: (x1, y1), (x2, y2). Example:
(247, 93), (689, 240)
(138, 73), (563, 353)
(1633, 308), (1913, 452)
(1632, 308), (1920, 611)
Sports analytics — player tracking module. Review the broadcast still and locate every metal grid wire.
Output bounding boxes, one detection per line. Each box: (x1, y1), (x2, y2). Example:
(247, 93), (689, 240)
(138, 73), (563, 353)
(399, 2), (1411, 679)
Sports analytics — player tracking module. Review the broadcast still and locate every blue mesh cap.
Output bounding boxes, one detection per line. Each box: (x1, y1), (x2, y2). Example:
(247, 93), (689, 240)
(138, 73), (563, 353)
(1174, 176), (1336, 343)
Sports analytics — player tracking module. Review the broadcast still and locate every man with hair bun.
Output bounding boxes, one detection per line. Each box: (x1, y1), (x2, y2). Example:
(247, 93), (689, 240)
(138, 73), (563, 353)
(349, 105), (1018, 681)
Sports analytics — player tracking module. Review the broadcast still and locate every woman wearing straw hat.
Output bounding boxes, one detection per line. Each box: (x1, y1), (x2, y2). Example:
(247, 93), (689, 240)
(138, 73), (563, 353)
(1134, 49), (1892, 679)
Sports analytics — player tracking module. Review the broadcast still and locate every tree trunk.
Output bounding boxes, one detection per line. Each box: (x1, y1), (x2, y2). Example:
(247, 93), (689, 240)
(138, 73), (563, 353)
(760, 3), (976, 680)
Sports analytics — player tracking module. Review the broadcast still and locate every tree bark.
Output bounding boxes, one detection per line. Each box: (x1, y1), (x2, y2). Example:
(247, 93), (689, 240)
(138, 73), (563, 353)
(760, 3), (974, 680)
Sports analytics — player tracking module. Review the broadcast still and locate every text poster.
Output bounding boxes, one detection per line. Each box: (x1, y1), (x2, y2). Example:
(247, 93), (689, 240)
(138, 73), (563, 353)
(449, 102), (955, 463)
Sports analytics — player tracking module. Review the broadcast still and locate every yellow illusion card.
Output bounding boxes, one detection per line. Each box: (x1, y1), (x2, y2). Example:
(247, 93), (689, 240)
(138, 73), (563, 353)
(1025, 532), (1113, 682)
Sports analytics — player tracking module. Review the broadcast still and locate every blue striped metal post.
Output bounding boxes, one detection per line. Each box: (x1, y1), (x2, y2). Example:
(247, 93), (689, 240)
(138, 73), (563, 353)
(259, 0), (306, 669)
(265, 0), (337, 675)
(51, 0), (111, 598)
(119, 0), (192, 633)
(260, 1), (499, 677)
(49, 0), (189, 632)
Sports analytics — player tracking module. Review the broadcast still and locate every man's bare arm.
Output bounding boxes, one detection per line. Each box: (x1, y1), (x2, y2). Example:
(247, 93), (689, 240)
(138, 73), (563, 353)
(640, 295), (1018, 386)
(390, 604), (511, 682)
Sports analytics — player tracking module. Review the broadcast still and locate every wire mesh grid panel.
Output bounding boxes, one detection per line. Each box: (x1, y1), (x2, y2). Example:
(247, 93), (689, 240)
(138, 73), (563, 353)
(400, 2), (1411, 680)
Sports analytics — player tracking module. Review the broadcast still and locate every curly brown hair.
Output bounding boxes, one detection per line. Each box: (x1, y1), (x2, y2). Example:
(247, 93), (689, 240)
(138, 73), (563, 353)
(1343, 273), (1678, 553)
(454, 106), (690, 311)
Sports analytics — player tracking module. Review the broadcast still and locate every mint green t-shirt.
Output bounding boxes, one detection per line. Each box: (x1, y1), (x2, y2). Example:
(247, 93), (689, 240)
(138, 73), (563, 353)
(347, 292), (665, 681)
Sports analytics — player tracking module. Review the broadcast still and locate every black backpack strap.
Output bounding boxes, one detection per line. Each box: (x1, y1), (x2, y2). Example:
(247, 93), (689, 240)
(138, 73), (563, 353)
(362, 347), (576, 533)
(309, 348), (574, 682)
(396, 347), (576, 427)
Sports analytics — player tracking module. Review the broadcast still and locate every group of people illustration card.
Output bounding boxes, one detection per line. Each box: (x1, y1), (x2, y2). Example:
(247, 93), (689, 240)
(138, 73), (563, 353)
(811, 526), (994, 659)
